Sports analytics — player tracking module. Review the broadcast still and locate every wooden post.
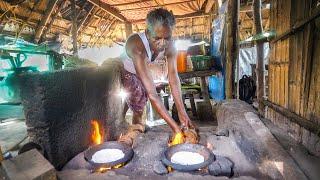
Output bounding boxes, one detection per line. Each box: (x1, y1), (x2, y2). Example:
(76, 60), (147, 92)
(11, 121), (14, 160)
(71, 0), (78, 56)
(253, 0), (264, 114)
(225, 0), (239, 99)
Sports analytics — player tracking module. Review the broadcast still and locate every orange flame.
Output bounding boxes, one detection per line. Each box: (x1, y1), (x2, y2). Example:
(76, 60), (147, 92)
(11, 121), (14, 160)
(91, 120), (103, 145)
(169, 132), (185, 147)
(96, 163), (124, 173)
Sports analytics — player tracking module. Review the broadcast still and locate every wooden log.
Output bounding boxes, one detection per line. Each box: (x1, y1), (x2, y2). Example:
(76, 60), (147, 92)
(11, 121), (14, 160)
(34, 0), (59, 43)
(225, 0), (239, 99)
(263, 100), (320, 137)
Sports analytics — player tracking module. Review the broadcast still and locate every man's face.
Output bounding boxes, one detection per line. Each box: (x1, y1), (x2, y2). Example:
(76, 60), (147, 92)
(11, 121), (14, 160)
(148, 23), (173, 52)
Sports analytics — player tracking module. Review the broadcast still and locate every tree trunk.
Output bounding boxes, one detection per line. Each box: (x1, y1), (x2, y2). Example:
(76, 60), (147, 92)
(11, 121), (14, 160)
(253, 0), (265, 114)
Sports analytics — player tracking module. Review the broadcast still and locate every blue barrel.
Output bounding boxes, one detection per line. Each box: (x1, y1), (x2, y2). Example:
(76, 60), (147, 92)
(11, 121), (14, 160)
(208, 75), (225, 101)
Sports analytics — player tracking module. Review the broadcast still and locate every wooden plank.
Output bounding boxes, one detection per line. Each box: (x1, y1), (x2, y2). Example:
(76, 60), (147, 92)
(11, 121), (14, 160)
(309, 29), (320, 120)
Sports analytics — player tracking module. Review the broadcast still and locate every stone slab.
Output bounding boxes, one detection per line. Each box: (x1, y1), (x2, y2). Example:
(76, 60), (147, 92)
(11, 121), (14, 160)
(1, 149), (56, 180)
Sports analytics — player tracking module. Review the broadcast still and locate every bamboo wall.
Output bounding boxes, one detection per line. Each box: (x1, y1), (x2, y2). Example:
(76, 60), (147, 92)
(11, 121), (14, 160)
(267, 0), (320, 156)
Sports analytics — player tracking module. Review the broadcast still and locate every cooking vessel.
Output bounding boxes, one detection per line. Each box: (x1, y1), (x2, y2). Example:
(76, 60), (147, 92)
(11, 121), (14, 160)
(84, 141), (133, 168)
(161, 143), (215, 172)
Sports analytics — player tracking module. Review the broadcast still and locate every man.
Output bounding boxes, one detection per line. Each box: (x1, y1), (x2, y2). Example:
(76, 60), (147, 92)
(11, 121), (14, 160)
(118, 8), (196, 145)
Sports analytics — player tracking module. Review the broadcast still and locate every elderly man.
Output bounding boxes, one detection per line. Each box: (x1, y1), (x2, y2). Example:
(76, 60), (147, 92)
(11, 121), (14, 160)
(118, 8), (197, 145)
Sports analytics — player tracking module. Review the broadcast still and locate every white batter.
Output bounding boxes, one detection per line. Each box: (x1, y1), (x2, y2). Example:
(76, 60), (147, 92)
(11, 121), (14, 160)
(92, 149), (125, 163)
(171, 151), (205, 165)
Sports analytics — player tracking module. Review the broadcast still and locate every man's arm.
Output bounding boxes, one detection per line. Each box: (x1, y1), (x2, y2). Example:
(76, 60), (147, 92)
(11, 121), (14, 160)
(166, 43), (192, 128)
(126, 36), (181, 133)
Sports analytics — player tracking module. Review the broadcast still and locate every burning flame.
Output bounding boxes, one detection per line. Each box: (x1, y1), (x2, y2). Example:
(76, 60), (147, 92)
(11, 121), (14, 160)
(91, 120), (103, 145)
(169, 132), (185, 146)
(96, 163), (124, 173)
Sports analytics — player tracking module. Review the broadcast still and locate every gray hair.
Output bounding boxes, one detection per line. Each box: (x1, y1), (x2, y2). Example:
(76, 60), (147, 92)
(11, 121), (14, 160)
(146, 8), (176, 30)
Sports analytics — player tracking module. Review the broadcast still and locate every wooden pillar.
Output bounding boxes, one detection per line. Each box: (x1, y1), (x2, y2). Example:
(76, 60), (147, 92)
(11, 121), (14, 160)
(225, 0), (240, 99)
(253, 0), (264, 114)
(71, 0), (78, 56)
(125, 22), (133, 39)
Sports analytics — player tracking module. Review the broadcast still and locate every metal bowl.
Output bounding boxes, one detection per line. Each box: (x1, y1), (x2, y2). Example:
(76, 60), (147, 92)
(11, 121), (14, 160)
(161, 143), (215, 172)
(84, 141), (134, 168)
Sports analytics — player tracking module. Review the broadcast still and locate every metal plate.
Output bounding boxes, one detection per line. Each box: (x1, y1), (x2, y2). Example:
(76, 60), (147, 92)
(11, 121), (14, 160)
(161, 143), (215, 172)
(84, 141), (134, 168)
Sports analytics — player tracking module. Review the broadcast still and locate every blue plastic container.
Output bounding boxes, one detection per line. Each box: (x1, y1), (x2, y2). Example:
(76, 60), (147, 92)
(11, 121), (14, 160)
(208, 75), (225, 101)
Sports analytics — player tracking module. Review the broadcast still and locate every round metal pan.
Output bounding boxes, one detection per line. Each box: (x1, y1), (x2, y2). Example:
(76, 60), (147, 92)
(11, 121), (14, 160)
(161, 143), (215, 172)
(84, 141), (134, 168)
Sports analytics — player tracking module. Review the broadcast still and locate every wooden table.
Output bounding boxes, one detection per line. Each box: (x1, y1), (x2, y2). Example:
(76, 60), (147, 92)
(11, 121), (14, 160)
(179, 70), (217, 101)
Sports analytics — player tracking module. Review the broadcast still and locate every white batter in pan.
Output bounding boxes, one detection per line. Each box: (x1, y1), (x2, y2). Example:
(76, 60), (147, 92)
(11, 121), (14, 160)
(171, 151), (205, 165)
(91, 149), (125, 163)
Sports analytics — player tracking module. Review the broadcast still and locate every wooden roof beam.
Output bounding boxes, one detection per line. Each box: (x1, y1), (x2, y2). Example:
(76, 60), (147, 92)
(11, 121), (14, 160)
(87, 0), (127, 22)
(205, 0), (215, 13)
(132, 11), (210, 23)
(121, 0), (197, 11)
(93, 18), (117, 46)
(40, 0), (67, 43)
(34, 0), (59, 43)
(112, 0), (152, 6)
(77, 6), (94, 33)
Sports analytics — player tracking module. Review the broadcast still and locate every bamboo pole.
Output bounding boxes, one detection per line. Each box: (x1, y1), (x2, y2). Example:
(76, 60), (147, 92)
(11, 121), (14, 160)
(225, 0), (240, 99)
(253, 0), (265, 114)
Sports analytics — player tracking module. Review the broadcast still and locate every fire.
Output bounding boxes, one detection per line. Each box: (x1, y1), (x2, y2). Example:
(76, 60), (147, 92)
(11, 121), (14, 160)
(169, 132), (185, 146)
(96, 163), (124, 173)
(91, 120), (103, 145)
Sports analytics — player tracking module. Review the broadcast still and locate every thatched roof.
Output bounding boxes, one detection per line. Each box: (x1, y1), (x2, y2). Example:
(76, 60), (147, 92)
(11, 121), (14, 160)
(0, 0), (269, 47)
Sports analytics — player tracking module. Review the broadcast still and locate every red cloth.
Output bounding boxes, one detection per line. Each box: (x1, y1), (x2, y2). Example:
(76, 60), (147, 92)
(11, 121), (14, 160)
(121, 69), (148, 114)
